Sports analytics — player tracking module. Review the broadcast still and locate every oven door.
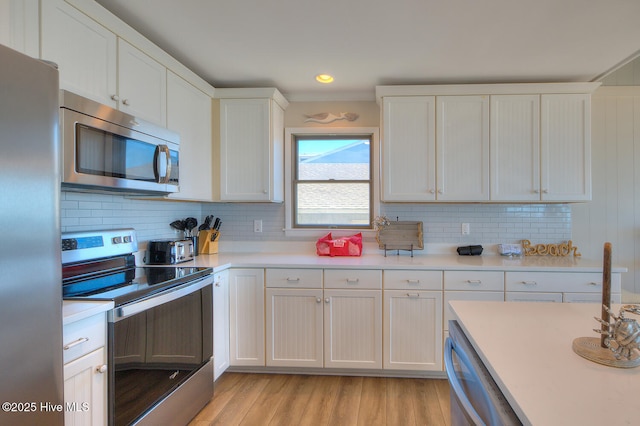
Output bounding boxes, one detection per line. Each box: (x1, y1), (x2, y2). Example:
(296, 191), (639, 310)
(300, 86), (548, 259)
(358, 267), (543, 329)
(108, 275), (213, 426)
(61, 106), (179, 194)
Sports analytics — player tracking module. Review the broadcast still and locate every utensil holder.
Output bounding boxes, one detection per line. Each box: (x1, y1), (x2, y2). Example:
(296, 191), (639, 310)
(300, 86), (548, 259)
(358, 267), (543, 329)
(198, 230), (219, 254)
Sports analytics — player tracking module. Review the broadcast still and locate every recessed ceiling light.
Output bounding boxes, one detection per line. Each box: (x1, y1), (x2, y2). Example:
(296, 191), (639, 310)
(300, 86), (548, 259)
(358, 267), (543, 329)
(315, 74), (334, 84)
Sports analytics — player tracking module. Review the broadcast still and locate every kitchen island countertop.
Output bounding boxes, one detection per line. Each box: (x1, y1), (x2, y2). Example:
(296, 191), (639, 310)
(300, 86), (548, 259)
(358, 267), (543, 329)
(450, 300), (640, 425)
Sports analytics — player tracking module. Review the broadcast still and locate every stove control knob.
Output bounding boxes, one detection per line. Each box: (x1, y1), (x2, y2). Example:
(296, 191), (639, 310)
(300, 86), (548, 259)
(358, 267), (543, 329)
(112, 236), (123, 244)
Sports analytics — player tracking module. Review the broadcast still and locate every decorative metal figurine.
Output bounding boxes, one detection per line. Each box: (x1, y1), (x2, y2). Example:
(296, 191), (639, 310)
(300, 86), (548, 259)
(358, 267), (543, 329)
(595, 304), (640, 361)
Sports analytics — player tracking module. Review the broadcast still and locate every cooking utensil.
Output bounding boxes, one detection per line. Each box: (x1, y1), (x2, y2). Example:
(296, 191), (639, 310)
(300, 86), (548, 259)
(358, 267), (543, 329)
(185, 217), (198, 237)
(170, 219), (186, 232)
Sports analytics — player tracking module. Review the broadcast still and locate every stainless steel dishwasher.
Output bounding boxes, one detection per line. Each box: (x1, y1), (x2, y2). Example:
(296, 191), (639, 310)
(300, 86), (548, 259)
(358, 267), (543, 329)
(445, 320), (522, 426)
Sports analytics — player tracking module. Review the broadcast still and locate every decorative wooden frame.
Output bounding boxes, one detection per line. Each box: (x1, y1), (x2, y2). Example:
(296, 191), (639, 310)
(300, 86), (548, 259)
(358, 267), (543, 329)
(376, 221), (423, 257)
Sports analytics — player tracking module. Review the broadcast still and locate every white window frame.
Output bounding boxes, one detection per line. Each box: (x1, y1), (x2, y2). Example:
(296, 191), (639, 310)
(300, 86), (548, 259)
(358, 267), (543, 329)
(284, 127), (380, 238)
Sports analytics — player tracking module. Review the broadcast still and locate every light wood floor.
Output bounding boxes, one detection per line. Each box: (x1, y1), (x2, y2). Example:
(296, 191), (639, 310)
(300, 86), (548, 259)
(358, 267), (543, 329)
(189, 372), (451, 426)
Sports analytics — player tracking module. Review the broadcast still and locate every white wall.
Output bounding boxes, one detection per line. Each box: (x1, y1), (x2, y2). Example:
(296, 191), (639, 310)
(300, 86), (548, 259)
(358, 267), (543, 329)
(572, 86), (640, 301)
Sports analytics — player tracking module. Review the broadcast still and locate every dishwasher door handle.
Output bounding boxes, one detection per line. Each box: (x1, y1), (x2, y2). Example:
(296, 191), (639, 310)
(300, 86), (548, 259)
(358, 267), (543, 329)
(444, 337), (487, 426)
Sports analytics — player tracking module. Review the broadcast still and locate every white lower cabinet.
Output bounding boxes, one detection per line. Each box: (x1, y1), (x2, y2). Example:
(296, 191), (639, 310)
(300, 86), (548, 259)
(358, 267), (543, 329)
(213, 270), (230, 380)
(324, 288), (382, 369)
(266, 288), (324, 367)
(63, 312), (108, 426)
(229, 268), (265, 366)
(384, 290), (442, 371)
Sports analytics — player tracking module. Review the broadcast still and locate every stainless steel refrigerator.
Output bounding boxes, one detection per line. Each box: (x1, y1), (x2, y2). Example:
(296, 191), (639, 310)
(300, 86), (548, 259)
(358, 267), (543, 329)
(0, 44), (63, 424)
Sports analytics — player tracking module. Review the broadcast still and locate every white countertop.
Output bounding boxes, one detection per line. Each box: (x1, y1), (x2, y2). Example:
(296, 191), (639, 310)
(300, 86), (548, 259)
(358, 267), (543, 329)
(183, 252), (626, 273)
(63, 300), (114, 325)
(449, 300), (640, 425)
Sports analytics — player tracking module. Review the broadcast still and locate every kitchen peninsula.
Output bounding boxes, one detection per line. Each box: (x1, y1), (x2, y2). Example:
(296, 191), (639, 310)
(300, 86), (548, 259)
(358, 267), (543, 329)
(450, 300), (640, 425)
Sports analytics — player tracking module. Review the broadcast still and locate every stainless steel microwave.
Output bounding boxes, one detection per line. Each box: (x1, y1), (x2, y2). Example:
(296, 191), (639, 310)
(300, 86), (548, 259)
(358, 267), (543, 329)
(60, 90), (179, 194)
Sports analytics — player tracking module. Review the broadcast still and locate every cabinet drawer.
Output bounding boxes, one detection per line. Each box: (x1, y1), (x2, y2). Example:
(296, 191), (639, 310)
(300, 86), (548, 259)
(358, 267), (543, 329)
(506, 292), (563, 303)
(563, 292), (622, 304)
(384, 270), (442, 290)
(444, 291), (504, 328)
(324, 269), (382, 289)
(266, 268), (322, 288)
(444, 271), (504, 291)
(505, 272), (621, 293)
(63, 313), (106, 364)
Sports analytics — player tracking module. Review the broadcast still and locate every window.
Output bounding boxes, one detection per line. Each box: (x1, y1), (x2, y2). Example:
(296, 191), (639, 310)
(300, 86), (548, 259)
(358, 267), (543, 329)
(285, 127), (379, 234)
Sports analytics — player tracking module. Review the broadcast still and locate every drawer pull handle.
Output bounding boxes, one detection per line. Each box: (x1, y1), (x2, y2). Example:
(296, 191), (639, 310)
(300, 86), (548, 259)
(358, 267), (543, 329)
(589, 282), (599, 286)
(406, 279), (420, 284)
(521, 281), (538, 286)
(63, 337), (89, 350)
(286, 277), (300, 282)
(346, 278), (360, 283)
(96, 365), (107, 374)
(406, 293), (420, 298)
(466, 280), (482, 284)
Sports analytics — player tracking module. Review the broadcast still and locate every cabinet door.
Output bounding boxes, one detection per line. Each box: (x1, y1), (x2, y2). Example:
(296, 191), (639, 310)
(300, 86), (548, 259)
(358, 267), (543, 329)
(64, 347), (107, 426)
(381, 96), (436, 201)
(117, 38), (167, 125)
(213, 270), (229, 380)
(383, 290), (442, 371)
(323, 289), (382, 369)
(219, 98), (272, 201)
(436, 96), (489, 201)
(541, 94), (591, 201)
(490, 95), (541, 201)
(0, 0), (39, 56)
(266, 288), (323, 367)
(41, 0), (117, 106)
(229, 269), (265, 366)
(167, 71), (213, 201)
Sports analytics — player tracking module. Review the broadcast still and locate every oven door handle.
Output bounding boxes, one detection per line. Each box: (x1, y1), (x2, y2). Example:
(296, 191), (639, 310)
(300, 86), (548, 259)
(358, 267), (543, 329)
(111, 274), (213, 322)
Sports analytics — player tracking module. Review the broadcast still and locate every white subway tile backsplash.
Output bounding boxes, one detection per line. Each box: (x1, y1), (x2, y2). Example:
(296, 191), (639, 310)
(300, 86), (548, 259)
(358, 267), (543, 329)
(61, 192), (572, 247)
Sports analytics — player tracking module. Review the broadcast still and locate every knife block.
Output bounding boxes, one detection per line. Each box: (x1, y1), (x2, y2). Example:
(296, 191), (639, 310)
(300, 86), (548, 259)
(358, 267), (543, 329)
(198, 230), (219, 254)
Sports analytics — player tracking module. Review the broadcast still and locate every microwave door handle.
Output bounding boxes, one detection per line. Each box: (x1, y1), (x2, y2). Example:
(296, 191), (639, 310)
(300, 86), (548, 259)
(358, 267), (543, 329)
(154, 145), (171, 183)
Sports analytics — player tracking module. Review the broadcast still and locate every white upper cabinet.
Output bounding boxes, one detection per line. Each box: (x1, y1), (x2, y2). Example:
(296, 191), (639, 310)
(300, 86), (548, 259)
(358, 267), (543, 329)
(0, 0), (39, 57)
(216, 88), (288, 202)
(117, 38), (167, 125)
(381, 96), (436, 201)
(377, 83), (598, 203)
(541, 94), (592, 201)
(166, 71), (212, 201)
(41, 0), (117, 106)
(490, 95), (541, 201)
(436, 95), (490, 201)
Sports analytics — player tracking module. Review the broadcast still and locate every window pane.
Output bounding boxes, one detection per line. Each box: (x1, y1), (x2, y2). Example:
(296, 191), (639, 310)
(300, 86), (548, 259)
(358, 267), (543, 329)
(296, 183), (370, 226)
(297, 139), (370, 180)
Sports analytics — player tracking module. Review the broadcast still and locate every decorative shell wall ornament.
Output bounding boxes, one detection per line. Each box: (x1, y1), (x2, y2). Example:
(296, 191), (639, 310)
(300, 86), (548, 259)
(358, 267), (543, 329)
(303, 112), (359, 124)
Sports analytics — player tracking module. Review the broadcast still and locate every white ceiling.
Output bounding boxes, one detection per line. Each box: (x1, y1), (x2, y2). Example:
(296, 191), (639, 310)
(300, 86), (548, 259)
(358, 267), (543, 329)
(95, 0), (640, 101)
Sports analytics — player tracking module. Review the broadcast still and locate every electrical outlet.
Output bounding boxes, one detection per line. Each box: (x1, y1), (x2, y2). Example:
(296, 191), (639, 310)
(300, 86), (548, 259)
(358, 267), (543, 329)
(254, 219), (262, 233)
(462, 223), (470, 235)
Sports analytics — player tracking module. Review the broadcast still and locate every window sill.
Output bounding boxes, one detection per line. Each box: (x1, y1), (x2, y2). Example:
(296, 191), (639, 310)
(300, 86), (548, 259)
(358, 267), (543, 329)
(283, 228), (377, 239)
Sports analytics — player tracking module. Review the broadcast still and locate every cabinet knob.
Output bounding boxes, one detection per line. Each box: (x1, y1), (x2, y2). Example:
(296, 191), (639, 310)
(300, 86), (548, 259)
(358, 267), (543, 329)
(437, 189), (443, 194)
(533, 189), (540, 194)
(543, 189), (549, 194)
(96, 365), (107, 374)
(429, 189), (435, 194)
(110, 94), (120, 102)
(325, 298), (330, 304)
(122, 99), (131, 106)
(215, 282), (221, 287)
(316, 297), (322, 303)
